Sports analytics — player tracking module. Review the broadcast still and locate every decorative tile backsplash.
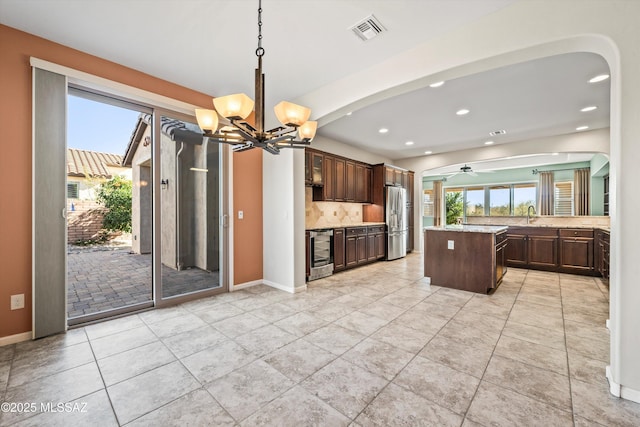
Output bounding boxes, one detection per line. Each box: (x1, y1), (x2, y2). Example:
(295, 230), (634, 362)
(305, 187), (364, 228)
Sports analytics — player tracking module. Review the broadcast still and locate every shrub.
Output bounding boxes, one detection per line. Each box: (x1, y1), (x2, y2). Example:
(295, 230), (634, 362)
(96, 176), (132, 232)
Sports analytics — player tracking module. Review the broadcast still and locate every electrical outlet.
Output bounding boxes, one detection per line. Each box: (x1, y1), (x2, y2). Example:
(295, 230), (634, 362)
(11, 294), (25, 310)
(238, 210), (244, 219)
(447, 240), (455, 250)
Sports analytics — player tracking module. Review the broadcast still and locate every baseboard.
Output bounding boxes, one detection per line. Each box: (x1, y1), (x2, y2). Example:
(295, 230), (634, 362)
(231, 279), (263, 291)
(0, 331), (32, 347)
(262, 280), (306, 294)
(606, 366), (640, 403)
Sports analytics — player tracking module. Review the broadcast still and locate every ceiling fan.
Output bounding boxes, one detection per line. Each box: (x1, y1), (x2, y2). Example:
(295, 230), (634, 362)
(445, 164), (478, 178)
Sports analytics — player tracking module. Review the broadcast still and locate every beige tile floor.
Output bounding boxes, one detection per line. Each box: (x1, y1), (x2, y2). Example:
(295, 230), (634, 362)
(1, 253), (640, 426)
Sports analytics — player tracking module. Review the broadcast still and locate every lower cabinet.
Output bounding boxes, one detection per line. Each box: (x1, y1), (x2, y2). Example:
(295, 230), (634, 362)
(506, 226), (607, 277)
(506, 227), (557, 270)
(337, 225), (385, 272)
(334, 228), (345, 272)
(527, 233), (558, 270)
(505, 232), (527, 266)
(495, 231), (508, 286)
(595, 229), (610, 281)
(305, 231), (311, 280)
(559, 229), (594, 273)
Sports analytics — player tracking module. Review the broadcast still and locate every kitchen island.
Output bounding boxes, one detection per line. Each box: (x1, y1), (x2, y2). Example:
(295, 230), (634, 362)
(424, 225), (508, 294)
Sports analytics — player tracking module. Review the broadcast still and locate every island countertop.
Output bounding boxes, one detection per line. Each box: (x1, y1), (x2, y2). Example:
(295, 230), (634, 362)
(424, 225), (507, 233)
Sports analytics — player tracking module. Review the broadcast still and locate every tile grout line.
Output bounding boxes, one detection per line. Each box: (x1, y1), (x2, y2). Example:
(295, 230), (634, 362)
(347, 284), (474, 423)
(461, 269), (528, 425)
(83, 327), (123, 426)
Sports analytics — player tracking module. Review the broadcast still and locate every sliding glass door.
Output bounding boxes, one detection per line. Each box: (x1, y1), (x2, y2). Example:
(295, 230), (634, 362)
(155, 112), (228, 304)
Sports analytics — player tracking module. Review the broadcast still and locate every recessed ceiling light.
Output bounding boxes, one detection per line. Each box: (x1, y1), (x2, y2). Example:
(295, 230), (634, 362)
(576, 125), (589, 131)
(429, 81), (445, 88)
(424, 151), (433, 155)
(378, 128), (389, 134)
(346, 111), (353, 116)
(589, 74), (610, 83)
(552, 152), (559, 156)
(405, 141), (414, 146)
(484, 141), (494, 145)
(456, 109), (470, 116)
(581, 106), (597, 112)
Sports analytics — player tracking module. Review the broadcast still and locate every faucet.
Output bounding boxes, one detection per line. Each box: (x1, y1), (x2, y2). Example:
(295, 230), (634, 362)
(527, 205), (536, 224)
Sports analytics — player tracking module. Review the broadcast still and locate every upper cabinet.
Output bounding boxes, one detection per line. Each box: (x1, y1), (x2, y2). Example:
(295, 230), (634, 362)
(305, 150), (323, 186)
(306, 148), (371, 203)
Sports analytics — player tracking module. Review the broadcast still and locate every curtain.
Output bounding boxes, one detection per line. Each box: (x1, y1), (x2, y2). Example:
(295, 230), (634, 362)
(433, 180), (443, 226)
(538, 171), (554, 215)
(574, 168), (591, 215)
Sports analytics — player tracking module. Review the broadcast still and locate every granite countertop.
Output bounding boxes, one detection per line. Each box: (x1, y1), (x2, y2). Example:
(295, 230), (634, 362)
(306, 222), (385, 231)
(424, 225), (508, 233)
(491, 224), (610, 231)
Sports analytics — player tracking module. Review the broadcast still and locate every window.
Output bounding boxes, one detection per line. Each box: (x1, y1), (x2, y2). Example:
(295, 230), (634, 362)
(513, 184), (537, 216)
(466, 187), (484, 216)
(555, 181), (574, 215)
(445, 188), (463, 224)
(67, 182), (79, 199)
(489, 186), (510, 215)
(423, 189), (434, 216)
(442, 182), (538, 221)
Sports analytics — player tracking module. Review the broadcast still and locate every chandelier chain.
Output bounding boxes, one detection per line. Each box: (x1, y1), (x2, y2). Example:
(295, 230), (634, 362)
(256, 0), (264, 57)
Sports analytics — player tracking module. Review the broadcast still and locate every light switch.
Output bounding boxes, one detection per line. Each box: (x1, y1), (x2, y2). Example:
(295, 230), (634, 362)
(238, 210), (244, 219)
(447, 240), (454, 250)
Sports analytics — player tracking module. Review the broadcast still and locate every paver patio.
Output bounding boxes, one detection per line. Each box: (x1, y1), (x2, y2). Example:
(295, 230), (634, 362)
(67, 246), (220, 319)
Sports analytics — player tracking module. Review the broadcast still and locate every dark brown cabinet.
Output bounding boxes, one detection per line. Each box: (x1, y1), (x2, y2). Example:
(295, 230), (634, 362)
(495, 230), (508, 286)
(355, 163), (371, 203)
(334, 228), (345, 272)
(374, 232), (385, 259)
(334, 157), (346, 201)
(595, 229), (610, 281)
(345, 161), (356, 202)
(424, 228), (506, 293)
(305, 151), (323, 186)
(506, 227), (558, 270)
(367, 225), (385, 262)
(345, 227), (366, 267)
(604, 174), (609, 216)
(506, 226), (609, 278)
(506, 232), (527, 266)
(559, 229), (594, 273)
(527, 233), (558, 270)
(322, 155), (335, 201)
(405, 171), (415, 252)
(305, 231), (311, 280)
(343, 226), (383, 269)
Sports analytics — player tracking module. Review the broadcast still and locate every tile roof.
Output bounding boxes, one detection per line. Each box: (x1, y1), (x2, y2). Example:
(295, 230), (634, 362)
(67, 148), (124, 178)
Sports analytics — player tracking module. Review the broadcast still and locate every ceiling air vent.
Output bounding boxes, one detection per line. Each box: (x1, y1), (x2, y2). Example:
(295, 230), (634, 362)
(489, 130), (507, 136)
(350, 14), (386, 41)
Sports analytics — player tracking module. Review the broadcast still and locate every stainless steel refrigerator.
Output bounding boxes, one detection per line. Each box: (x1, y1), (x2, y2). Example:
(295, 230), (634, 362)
(385, 186), (407, 260)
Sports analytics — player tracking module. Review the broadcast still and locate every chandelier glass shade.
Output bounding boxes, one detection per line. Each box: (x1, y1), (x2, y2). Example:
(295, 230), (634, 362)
(195, 0), (316, 154)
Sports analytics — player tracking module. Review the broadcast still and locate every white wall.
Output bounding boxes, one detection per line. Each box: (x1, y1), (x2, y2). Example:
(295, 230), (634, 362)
(263, 148), (305, 293)
(288, 1), (640, 401)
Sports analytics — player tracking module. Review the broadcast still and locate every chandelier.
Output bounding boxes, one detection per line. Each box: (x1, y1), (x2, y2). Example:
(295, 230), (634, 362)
(195, 0), (317, 155)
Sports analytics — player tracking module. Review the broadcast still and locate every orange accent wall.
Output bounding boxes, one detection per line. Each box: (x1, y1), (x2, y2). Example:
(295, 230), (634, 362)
(233, 149), (264, 284)
(0, 24), (263, 339)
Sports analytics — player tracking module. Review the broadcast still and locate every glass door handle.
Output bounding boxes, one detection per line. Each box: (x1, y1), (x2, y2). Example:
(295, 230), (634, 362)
(222, 214), (229, 228)
(61, 208), (66, 219)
